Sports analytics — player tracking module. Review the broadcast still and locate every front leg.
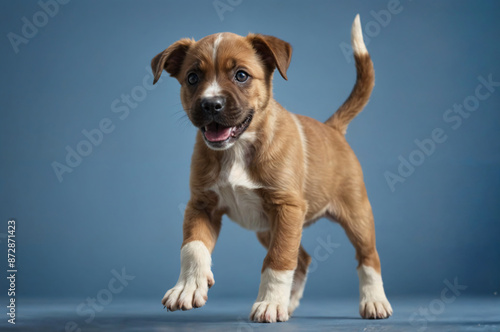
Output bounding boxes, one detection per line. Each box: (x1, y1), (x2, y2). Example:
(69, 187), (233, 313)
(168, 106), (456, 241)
(162, 199), (222, 311)
(250, 199), (305, 323)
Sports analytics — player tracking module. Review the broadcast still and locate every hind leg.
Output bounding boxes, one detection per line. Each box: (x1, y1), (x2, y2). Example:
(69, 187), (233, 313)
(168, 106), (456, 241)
(331, 196), (392, 319)
(288, 245), (311, 316)
(256, 232), (311, 316)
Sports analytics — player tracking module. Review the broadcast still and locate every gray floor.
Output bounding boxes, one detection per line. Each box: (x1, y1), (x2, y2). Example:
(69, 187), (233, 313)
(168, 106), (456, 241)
(2, 297), (499, 331)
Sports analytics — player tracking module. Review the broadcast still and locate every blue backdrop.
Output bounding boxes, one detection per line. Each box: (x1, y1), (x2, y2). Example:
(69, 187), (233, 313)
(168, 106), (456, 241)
(1, 0), (499, 304)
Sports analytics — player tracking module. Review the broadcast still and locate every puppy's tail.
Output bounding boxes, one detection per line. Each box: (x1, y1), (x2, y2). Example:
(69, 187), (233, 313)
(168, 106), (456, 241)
(325, 14), (374, 135)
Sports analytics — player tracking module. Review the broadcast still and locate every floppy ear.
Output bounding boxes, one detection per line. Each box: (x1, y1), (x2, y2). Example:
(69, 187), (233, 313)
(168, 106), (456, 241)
(151, 38), (194, 84)
(246, 34), (292, 80)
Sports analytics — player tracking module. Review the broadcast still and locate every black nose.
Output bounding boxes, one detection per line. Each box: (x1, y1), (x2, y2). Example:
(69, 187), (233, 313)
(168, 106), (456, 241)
(201, 97), (226, 114)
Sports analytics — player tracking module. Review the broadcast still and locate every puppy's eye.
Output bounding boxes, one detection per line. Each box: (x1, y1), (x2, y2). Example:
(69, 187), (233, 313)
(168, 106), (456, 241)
(235, 70), (249, 83)
(187, 73), (199, 85)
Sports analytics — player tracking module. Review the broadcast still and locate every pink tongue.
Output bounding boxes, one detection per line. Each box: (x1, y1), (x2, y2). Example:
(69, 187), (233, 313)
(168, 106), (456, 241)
(204, 123), (233, 142)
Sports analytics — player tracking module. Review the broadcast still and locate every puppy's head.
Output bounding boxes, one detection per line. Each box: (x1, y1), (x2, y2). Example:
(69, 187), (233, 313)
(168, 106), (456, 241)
(151, 32), (292, 150)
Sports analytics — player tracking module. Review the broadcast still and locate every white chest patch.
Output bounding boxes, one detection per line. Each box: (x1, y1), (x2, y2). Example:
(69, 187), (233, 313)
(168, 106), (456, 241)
(211, 139), (269, 231)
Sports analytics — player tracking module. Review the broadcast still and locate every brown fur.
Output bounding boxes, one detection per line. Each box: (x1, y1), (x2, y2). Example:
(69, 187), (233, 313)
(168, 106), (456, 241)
(152, 30), (381, 291)
(325, 54), (375, 134)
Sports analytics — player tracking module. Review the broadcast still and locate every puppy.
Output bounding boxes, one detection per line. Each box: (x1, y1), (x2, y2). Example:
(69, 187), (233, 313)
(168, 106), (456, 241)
(151, 14), (392, 323)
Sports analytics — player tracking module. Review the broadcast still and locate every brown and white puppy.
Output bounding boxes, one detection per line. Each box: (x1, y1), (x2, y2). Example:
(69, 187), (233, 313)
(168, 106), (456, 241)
(151, 15), (392, 323)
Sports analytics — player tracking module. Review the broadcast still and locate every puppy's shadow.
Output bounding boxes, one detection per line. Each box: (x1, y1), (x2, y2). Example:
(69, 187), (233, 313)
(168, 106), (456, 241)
(292, 315), (361, 320)
(105, 313), (239, 324)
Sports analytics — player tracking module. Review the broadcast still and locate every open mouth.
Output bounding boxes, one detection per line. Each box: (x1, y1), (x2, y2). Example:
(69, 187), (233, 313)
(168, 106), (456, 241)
(201, 113), (253, 147)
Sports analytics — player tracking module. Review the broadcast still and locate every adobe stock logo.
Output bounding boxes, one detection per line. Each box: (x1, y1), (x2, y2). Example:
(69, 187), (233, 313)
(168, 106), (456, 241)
(65, 268), (135, 332)
(213, 0), (243, 21)
(409, 278), (467, 332)
(384, 74), (499, 192)
(7, 0), (71, 54)
(51, 67), (162, 183)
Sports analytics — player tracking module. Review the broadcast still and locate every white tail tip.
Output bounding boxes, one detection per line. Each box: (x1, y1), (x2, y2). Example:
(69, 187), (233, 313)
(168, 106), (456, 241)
(351, 14), (368, 55)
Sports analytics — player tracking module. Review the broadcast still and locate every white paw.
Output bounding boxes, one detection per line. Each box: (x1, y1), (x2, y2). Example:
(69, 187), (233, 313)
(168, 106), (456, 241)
(250, 301), (289, 323)
(162, 241), (214, 311)
(162, 269), (214, 311)
(360, 298), (393, 319)
(250, 268), (294, 323)
(358, 265), (393, 319)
